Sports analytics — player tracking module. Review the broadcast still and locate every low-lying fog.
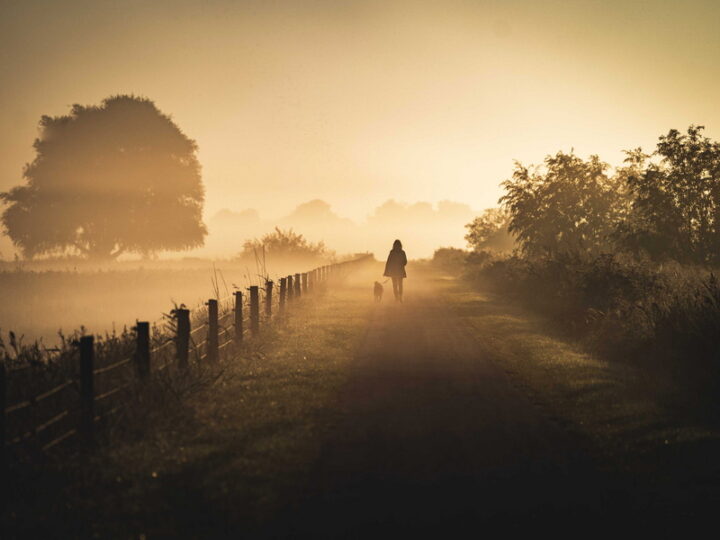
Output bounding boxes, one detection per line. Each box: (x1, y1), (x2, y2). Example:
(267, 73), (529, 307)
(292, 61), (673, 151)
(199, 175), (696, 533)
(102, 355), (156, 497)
(0, 198), (477, 344)
(0, 256), (334, 346)
(156, 198), (475, 261)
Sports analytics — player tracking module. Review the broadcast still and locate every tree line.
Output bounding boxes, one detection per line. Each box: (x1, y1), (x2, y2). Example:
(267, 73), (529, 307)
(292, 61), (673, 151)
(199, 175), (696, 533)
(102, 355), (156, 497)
(467, 126), (720, 266)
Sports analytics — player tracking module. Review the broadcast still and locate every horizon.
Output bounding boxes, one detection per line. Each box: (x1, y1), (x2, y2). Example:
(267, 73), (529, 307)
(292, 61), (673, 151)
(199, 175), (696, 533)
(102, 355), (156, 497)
(2, 0), (719, 245)
(0, 196), (482, 260)
(5, 2), (720, 535)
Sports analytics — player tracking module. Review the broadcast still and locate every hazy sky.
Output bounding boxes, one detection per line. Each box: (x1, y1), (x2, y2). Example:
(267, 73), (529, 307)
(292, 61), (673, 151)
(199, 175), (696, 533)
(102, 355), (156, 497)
(1, 0), (719, 222)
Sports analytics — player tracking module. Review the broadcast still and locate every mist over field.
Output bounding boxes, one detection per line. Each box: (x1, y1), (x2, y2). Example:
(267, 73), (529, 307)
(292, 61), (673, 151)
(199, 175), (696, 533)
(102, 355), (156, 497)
(203, 198), (477, 259)
(0, 197), (477, 262)
(3, 0), (720, 537)
(0, 194), (476, 343)
(0, 257), (328, 344)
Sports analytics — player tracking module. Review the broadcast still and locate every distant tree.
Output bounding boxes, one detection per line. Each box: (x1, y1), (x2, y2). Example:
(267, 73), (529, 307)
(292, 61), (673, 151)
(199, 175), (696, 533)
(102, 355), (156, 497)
(437, 200), (474, 222)
(286, 199), (335, 221)
(369, 199), (407, 223)
(406, 202), (435, 220)
(464, 207), (515, 252)
(1, 95), (206, 260)
(500, 151), (625, 257)
(240, 227), (328, 259)
(431, 247), (467, 274)
(618, 126), (720, 264)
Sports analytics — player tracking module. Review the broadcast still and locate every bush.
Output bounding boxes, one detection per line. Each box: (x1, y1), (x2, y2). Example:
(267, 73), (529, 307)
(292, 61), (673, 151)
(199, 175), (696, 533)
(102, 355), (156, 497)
(471, 252), (720, 394)
(431, 248), (468, 274)
(465, 208), (515, 252)
(237, 227), (332, 267)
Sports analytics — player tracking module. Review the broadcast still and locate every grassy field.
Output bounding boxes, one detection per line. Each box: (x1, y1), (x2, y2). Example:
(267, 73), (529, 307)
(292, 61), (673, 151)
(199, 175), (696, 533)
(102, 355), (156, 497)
(0, 258), (332, 345)
(8, 266), (720, 536)
(2, 281), (374, 538)
(438, 274), (720, 513)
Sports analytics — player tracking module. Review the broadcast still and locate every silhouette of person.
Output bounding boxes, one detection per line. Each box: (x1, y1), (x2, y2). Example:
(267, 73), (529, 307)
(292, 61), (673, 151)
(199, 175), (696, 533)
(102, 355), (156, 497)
(383, 239), (407, 301)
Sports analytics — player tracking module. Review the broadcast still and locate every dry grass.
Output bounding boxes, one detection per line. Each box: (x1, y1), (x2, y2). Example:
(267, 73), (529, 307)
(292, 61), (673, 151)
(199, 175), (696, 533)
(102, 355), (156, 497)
(2, 284), (373, 538)
(438, 275), (720, 505)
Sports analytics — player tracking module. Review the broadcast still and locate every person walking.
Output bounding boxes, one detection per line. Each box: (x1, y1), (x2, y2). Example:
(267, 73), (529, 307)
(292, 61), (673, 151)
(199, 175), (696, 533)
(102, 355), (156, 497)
(383, 239), (407, 302)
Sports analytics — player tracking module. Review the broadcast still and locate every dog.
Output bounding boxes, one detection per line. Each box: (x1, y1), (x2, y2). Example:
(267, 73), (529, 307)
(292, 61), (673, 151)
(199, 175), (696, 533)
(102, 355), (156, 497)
(373, 281), (384, 302)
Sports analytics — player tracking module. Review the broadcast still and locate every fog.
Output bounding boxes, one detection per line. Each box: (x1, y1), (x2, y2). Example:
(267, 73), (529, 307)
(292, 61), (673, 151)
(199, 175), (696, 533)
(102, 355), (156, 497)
(0, 256), (336, 345)
(3, 0), (720, 233)
(0, 193), (476, 342)
(201, 198), (478, 260)
(5, 2), (720, 535)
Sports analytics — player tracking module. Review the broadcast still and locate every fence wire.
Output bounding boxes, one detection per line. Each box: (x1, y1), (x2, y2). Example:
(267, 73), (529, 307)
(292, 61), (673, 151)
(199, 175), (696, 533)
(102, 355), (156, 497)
(1, 255), (372, 457)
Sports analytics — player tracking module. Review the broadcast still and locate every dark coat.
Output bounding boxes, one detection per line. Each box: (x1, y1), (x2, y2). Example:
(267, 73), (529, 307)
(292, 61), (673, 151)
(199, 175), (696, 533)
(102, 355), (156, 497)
(384, 249), (407, 278)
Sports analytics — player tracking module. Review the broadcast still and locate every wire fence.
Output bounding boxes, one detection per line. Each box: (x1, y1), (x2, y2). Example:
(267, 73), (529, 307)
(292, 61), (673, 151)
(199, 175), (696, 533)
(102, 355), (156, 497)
(1, 255), (373, 462)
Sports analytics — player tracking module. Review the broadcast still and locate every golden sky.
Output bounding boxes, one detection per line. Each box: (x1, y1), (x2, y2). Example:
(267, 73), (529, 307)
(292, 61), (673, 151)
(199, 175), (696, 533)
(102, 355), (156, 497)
(1, 0), (719, 222)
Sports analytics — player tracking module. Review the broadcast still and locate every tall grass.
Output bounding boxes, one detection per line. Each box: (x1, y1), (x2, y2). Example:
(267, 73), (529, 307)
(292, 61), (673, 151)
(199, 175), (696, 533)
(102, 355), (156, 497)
(0, 257), (331, 344)
(1, 296), (237, 464)
(466, 252), (720, 405)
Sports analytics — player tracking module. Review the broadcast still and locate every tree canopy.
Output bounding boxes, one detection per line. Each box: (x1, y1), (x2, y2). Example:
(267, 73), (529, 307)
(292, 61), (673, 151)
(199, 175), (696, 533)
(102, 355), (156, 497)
(1, 95), (207, 259)
(464, 207), (514, 252)
(481, 126), (720, 265)
(619, 126), (720, 264)
(500, 151), (625, 257)
(240, 227), (328, 260)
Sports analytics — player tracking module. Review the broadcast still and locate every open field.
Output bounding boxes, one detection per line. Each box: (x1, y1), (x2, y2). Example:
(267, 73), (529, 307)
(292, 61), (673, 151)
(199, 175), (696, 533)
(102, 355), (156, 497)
(3, 265), (376, 537)
(0, 257), (334, 345)
(6, 265), (720, 536)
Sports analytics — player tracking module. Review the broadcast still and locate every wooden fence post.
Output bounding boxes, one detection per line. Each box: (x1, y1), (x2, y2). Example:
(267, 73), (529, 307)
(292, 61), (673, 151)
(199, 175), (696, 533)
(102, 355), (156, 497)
(287, 275), (294, 302)
(234, 291), (243, 343)
(279, 277), (287, 313)
(176, 308), (190, 368)
(136, 321), (150, 379)
(79, 336), (95, 444)
(307, 270), (313, 293)
(302, 273), (308, 294)
(207, 299), (219, 362)
(294, 273), (301, 298)
(249, 286), (260, 336)
(265, 280), (273, 318)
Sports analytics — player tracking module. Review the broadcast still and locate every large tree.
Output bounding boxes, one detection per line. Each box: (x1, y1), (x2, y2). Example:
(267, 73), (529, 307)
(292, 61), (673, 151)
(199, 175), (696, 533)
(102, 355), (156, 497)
(500, 151), (625, 257)
(1, 95), (207, 259)
(464, 207), (515, 252)
(618, 126), (720, 264)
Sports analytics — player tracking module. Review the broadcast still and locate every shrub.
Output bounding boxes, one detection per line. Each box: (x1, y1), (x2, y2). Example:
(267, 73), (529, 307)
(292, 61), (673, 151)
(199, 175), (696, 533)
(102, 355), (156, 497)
(238, 227), (331, 265)
(431, 247), (468, 274)
(472, 252), (720, 391)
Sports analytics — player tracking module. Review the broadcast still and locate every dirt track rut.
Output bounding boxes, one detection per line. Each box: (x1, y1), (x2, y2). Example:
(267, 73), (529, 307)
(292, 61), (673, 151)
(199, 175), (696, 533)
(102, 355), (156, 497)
(266, 277), (617, 537)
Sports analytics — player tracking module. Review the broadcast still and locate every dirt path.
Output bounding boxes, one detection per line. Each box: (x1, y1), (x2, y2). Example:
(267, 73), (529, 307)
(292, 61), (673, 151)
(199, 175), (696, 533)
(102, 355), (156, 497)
(263, 273), (622, 537)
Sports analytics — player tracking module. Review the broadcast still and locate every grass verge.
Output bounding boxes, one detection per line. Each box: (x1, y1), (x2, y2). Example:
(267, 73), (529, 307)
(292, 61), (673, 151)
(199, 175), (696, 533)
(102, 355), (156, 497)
(3, 285), (372, 539)
(436, 274), (720, 510)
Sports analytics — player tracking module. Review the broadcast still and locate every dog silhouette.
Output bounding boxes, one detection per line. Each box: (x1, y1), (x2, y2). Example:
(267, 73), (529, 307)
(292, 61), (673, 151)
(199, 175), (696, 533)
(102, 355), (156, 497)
(373, 281), (384, 302)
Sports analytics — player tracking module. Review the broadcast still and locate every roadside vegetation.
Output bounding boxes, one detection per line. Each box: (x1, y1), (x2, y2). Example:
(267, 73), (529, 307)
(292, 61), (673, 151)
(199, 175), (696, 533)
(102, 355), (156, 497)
(3, 280), (372, 537)
(236, 227), (333, 268)
(438, 125), (720, 414)
(0, 229), (336, 343)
